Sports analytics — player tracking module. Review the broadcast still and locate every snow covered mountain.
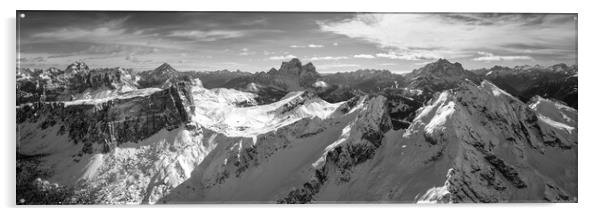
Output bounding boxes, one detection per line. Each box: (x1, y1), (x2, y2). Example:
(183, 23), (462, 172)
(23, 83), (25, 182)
(16, 61), (138, 104)
(16, 60), (577, 204)
(305, 80), (576, 203)
(160, 80), (576, 203)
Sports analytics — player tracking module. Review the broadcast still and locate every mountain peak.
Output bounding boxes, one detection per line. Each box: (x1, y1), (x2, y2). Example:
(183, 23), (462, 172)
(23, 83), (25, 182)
(154, 63), (177, 74)
(267, 67), (279, 74)
(406, 59), (476, 93)
(412, 59), (465, 76)
(434, 58), (451, 64)
(288, 58), (302, 65)
(279, 58), (303, 72)
(302, 62), (316, 72)
(65, 61), (89, 74)
(273, 59), (316, 75)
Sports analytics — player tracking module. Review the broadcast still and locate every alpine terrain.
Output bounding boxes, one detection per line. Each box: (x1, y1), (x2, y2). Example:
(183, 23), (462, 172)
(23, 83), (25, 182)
(16, 59), (577, 204)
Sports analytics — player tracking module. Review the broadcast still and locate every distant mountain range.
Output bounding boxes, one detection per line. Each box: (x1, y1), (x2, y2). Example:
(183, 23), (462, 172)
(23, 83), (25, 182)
(17, 58), (578, 109)
(16, 58), (577, 204)
(471, 63), (577, 108)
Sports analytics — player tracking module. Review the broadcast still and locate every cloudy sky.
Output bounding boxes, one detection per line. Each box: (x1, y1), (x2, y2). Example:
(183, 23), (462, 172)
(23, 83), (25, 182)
(17, 11), (577, 73)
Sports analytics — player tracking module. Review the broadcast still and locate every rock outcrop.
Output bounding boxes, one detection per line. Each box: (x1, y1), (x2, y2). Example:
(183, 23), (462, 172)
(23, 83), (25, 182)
(16, 61), (138, 104)
(223, 58), (321, 92)
(406, 59), (480, 94)
(18, 81), (194, 156)
(137, 63), (180, 88)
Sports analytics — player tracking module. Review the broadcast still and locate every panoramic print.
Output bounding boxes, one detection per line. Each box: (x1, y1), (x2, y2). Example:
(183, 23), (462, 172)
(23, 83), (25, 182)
(16, 11), (577, 204)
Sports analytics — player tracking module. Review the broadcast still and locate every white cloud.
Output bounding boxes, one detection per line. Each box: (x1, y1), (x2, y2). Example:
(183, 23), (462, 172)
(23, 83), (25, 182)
(29, 16), (213, 51)
(353, 54), (376, 59)
(375, 52), (441, 61)
(309, 56), (349, 61)
(472, 52), (533, 61)
(268, 55), (297, 60)
(26, 16), (190, 52)
(318, 14), (576, 59)
(169, 30), (246, 41)
(289, 44), (324, 48)
(332, 42), (339, 46)
(32, 27), (127, 41)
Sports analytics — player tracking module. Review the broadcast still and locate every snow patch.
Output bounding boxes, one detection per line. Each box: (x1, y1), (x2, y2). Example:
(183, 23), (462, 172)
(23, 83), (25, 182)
(191, 85), (345, 137)
(312, 81), (328, 88)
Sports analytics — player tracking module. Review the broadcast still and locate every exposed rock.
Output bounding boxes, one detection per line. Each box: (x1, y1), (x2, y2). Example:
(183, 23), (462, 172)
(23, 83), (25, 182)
(16, 62), (138, 104)
(17, 83), (194, 155)
(137, 63), (180, 88)
(223, 58), (321, 92)
(406, 59), (480, 94)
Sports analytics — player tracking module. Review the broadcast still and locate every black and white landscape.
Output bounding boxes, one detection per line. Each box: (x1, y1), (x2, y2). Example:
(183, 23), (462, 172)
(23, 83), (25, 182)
(16, 12), (577, 204)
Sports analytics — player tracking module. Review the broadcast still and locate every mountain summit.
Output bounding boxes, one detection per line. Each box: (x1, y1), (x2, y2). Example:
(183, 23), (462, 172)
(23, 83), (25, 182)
(64, 61), (90, 75)
(138, 63), (181, 88)
(267, 58), (321, 91)
(407, 59), (479, 93)
(154, 63), (178, 74)
(223, 58), (321, 94)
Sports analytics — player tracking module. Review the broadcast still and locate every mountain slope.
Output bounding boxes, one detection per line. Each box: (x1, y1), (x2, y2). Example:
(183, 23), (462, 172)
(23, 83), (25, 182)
(16, 61), (578, 204)
(473, 64), (578, 108)
(161, 94), (391, 203)
(309, 80), (576, 203)
(17, 77), (383, 204)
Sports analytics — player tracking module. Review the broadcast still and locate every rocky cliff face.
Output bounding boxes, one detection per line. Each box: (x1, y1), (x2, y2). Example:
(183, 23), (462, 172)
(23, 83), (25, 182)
(266, 58), (321, 91)
(217, 59), (320, 104)
(406, 59), (480, 94)
(16, 62), (138, 104)
(18, 81), (194, 156)
(276, 95), (393, 203)
(137, 63), (180, 88)
(223, 58), (321, 92)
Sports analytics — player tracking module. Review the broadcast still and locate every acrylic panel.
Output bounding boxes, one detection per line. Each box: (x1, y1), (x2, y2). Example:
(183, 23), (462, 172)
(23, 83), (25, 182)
(16, 11), (578, 204)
